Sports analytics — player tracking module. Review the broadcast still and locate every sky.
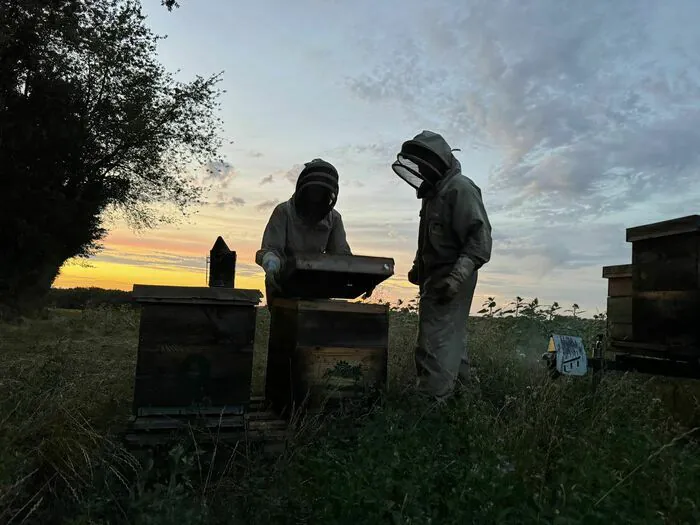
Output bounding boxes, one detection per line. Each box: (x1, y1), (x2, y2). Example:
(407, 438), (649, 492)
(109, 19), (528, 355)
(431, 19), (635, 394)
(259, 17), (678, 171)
(55, 0), (700, 316)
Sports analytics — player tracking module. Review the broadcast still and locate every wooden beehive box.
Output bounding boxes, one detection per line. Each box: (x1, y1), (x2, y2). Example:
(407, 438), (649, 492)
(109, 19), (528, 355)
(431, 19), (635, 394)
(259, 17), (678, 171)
(266, 298), (389, 415)
(131, 284), (262, 416)
(265, 253), (394, 415)
(602, 264), (633, 341)
(627, 215), (700, 353)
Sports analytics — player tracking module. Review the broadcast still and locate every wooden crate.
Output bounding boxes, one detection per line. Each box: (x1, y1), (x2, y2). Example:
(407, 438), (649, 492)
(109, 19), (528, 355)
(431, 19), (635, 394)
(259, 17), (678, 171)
(131, 285), (262, 415)
(626, 215), (700, 349)
(603, 264), (633, 342)
(265, 298), (389, 416)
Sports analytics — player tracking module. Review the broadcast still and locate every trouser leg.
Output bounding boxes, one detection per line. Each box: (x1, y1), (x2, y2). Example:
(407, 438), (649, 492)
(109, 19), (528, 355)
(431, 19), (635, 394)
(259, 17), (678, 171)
(457, 272), (478, 384)
(415, 272), (477, 398)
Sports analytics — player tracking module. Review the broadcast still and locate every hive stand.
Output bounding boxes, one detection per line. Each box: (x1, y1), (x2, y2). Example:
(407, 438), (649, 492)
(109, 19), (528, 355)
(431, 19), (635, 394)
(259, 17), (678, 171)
(598, 215), (700, 378)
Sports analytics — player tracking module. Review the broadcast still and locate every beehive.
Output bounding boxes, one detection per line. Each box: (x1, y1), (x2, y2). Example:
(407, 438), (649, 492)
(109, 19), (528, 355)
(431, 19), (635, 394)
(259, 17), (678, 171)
(602, 264), (633, 341)
(627, 215), (700, 353)
(265, 253), (394, 415)
(131, 284), (262, 415)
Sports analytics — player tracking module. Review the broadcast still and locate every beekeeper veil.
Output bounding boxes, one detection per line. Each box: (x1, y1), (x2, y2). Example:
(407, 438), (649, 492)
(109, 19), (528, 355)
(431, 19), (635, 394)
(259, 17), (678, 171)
(392, 130), (457, 198)
(293, 158), (339, 223)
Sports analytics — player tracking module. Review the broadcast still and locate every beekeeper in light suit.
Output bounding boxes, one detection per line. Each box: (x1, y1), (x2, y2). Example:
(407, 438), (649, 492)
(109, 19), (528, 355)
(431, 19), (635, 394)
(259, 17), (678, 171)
(393, 130), (493, 399)
(255, 158), (352, 305)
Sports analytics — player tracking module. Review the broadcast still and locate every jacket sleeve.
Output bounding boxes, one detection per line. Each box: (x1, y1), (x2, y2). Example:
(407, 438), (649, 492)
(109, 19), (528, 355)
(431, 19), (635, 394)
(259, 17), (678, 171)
(447, 181), (492, 283)
(255, 204), (287, 268)
(326, 212), (352, 255)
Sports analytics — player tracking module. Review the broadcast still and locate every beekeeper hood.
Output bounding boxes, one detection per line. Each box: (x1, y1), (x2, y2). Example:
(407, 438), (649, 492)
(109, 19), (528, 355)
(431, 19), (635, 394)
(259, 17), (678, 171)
(392, 130), (459, 198)
(293, 158), (339, 223)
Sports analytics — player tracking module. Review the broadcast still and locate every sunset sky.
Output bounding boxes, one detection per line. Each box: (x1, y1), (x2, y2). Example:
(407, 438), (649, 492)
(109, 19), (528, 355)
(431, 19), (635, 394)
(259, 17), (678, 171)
(55, 0), (700, 315)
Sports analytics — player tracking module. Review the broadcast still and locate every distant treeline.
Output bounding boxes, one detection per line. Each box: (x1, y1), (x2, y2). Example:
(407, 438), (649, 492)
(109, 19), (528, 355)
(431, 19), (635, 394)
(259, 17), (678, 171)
(47, 287), (134, 310)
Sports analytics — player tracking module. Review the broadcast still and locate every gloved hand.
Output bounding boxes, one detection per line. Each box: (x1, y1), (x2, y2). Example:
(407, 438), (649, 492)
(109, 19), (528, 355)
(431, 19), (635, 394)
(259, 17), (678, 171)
(407, 266), (419, 286)
(432, 275), (461, 304)
(262, 255), (280, 275)
(262, 255), (282, 293)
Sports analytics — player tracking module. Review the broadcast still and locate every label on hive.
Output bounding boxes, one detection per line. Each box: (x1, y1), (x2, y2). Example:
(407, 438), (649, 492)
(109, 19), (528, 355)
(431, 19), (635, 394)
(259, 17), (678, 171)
(548, 334), (588, 376)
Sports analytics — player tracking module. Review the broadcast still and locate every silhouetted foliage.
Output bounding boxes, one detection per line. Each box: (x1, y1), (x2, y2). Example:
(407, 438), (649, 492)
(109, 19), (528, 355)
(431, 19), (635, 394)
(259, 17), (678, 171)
(46, 287), (134, 310)
(0, 0), (223, 315)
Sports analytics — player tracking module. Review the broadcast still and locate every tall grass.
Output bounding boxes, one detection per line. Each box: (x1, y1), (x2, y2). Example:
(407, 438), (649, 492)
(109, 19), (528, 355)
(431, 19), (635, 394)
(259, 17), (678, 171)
(1, 299), (699, 524)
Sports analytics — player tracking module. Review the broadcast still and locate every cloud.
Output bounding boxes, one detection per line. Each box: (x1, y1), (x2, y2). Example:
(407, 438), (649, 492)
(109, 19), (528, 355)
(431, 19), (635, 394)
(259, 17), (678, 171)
(283, 164), (303, 183)
(256, 164), (304, 187)
(255, 199), (280, 213)
(347, 0), (700, 223)
(208, 191), (246, 209)
(247, 150), (264, 158)
(227, 196), (246, 207)
(198, 159), (246, 209)
(201, 159), (238, 189)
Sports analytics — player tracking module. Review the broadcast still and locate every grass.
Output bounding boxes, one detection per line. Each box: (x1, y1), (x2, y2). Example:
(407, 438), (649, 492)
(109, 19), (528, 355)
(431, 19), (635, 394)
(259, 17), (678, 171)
(1, 301), (700, 524)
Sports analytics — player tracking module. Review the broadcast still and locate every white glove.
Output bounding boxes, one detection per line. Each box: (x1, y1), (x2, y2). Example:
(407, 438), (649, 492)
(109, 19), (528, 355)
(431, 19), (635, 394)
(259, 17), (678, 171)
(262, 253), (281, 275)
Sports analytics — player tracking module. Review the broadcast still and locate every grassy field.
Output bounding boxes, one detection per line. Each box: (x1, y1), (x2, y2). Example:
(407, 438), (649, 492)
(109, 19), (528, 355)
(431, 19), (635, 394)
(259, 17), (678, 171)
(1, 302), (700, 524)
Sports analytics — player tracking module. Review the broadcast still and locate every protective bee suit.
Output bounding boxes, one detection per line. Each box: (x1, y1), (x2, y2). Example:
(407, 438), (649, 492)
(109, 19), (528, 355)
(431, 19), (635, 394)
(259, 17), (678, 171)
(255, 158), (352, 305)
(393, 130), (493, 399)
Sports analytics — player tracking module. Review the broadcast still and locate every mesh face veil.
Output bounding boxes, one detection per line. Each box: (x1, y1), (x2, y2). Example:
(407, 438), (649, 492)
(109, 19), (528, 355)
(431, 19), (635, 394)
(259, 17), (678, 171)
(392, 141), (449, 196)
(391, 154), (425, 190)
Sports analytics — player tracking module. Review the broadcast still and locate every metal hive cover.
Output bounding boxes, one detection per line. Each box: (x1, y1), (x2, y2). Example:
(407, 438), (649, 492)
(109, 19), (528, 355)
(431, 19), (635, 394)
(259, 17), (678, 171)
(280, 253), (395, 299)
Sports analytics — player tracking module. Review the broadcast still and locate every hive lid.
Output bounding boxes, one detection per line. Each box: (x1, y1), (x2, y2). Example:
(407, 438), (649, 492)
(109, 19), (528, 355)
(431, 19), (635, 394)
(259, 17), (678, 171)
(280, 253), (395, 300)
(626, 215), (700, 243)
(132, 284), (262, 305)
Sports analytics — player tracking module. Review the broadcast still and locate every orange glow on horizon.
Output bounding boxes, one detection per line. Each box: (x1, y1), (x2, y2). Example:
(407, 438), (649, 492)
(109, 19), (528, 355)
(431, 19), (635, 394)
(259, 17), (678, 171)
(54, 259), (264, 292)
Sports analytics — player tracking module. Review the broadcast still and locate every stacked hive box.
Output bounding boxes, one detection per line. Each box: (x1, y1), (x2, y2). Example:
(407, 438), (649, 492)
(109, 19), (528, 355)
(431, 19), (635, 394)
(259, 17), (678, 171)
(604, 215), (700, 362)
(602, 264), (633, 342)
(131, 285), (262, 414)
(124, 284), (294, 446)
(265, 253), (394, 416)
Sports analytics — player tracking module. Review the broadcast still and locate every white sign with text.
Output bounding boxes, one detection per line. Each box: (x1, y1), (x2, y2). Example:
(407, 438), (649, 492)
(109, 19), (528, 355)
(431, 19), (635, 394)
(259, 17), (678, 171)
(549, 334), (588, 376)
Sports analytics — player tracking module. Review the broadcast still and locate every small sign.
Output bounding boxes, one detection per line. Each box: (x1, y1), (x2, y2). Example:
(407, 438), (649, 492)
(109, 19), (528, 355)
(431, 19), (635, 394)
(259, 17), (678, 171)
(548, 334), (588, 376)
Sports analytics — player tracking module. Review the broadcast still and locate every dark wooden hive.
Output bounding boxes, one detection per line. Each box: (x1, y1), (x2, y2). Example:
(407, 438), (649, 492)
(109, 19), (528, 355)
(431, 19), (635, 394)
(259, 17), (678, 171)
(265, 298), (389, 416)
(131, 284), (262, 416)
(627, 215), (700, 351)
(602, 264), (633, 342)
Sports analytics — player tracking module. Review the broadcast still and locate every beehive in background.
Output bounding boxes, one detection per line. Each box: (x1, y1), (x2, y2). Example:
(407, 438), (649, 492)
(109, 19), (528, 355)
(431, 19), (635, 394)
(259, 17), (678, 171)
(627, 215), (700, 353)
(602, 264), (633, 342)
(603, 215), (700, 363)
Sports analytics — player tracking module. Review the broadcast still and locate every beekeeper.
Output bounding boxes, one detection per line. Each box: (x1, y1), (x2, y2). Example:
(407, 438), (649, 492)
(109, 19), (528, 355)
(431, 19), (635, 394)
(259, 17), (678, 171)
(392, 130), (493, 399)
(255, 158), (352, 304)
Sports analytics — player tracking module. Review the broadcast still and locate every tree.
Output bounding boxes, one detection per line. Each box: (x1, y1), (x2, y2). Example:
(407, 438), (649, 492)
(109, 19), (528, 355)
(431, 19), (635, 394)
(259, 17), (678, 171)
(0, 0), (223, 316)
